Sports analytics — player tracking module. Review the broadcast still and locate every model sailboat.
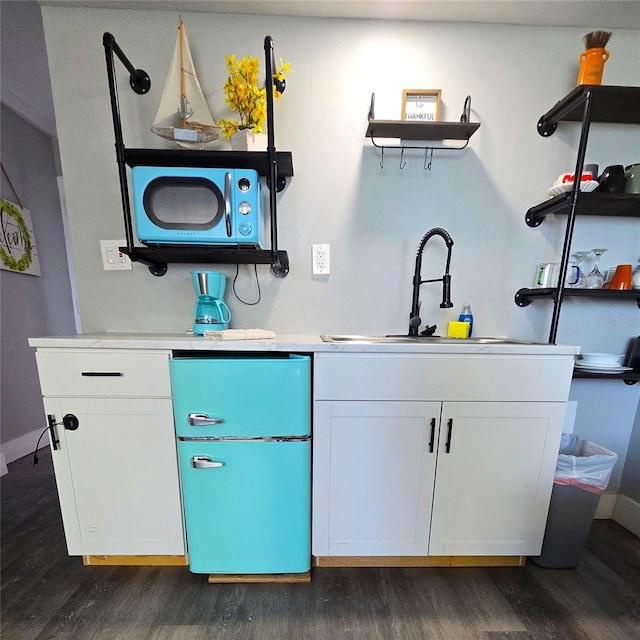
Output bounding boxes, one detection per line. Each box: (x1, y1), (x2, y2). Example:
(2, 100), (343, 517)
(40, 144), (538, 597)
(151, 16), (219, 148)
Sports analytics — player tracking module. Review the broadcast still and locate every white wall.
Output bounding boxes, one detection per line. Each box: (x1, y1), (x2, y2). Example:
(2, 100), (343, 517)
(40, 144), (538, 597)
(40, 7), (639, 344)
(0, 105), (77, 451)
(39, 7), (640, 502)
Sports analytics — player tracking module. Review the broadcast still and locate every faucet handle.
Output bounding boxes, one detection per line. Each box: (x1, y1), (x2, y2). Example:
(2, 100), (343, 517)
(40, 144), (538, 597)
(420, 325), (437, 337)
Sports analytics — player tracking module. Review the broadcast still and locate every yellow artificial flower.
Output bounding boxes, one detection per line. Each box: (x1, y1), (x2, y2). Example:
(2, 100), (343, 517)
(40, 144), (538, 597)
(220, 54), (291, 139)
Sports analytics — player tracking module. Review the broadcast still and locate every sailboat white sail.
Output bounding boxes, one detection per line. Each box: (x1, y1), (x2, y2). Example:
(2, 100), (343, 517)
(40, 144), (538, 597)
(151, 16), (219, 148)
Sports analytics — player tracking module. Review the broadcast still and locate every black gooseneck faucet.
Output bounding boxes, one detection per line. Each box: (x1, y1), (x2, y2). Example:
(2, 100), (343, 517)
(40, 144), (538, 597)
(408, 227), (454, 336)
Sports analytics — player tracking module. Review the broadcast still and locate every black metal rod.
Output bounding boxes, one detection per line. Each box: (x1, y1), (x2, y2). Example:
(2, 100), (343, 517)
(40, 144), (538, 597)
(369, 137), (470, 152)
(104, 32), (136, 76)
(445, 418), (453, 453)
(537, 86), (588, 137)
(103, 33), (136, 254)
(548, 89), (594, 344)
(263, 36), (281, 272)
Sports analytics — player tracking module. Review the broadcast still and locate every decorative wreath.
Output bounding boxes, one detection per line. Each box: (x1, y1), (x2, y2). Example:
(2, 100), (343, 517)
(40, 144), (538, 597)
(0, 199), (32, 271)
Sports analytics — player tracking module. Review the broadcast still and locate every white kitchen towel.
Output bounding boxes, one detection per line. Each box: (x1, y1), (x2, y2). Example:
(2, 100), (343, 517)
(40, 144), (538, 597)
(203, 328), (277, 341)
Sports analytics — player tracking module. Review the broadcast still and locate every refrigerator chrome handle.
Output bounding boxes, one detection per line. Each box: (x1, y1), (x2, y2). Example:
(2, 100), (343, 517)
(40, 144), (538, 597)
(188, 413), (224, 426)
(191, 456), (224, 469)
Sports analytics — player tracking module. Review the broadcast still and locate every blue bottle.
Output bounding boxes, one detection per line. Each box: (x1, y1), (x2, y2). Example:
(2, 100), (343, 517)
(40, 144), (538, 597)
(459, 302), (473, 337)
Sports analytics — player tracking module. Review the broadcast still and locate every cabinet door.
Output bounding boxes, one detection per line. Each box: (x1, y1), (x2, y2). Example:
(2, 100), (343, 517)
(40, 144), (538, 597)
(313, 401), (440, 556)
(429, 401), (565, 556)
(44, 396), (184, 556)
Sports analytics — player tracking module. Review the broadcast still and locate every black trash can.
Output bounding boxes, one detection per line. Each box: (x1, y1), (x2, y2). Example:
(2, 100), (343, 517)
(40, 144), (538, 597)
(529, 434), (618, 569)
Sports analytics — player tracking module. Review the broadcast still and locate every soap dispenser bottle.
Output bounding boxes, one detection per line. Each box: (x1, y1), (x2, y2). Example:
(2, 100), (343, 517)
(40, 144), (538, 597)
(459, 302), (473, 337)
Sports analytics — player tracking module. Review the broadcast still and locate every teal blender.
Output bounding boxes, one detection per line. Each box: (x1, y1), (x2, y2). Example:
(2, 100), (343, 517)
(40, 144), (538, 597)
(191, 271), (231, 335)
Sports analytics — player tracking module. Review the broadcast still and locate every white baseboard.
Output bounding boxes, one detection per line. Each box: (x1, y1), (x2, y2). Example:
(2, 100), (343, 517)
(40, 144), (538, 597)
(613, 494), (640, 537)
(0, 451), (8, 476)
(1, 428), (48, 470)
(595, 492), (617, 519)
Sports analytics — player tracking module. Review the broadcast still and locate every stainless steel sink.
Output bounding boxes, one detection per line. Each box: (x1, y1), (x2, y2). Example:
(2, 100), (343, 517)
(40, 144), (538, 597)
(320, 334), (540, 345)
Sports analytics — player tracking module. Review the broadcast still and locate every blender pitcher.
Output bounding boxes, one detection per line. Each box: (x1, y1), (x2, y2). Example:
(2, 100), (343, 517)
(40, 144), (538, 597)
(191, 271), (231, 335)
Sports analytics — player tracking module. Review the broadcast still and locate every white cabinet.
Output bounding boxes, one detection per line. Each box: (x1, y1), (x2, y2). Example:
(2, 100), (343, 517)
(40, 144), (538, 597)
(429, 401), (566, 556)
(34, 349), (184, 556)
(313, 353), (572, 558)
(313, 400), (439, 556)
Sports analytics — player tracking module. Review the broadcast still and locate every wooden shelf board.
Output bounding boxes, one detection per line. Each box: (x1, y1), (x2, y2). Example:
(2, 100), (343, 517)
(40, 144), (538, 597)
(365, 120), (480, 141)
(207, 571), (311, 583)
(314, 555), (524, 568)
(124, 148), (294, 178)
(526, 192), (640, 227)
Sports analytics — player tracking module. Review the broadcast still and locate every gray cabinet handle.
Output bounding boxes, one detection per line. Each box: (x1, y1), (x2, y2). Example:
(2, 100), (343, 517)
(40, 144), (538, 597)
(224, 171), (232, 237)
(191, 456), (224, 469)
(188, 413), (224, 426)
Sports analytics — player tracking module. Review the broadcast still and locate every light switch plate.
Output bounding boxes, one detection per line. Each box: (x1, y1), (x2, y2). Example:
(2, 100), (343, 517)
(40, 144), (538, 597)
(100, 240), (132, 271)
(312, 244), (330, 275)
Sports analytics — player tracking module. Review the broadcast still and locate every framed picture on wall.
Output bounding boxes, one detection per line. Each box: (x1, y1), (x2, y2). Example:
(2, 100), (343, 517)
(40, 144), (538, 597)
(401, 89), (441, 122)
(0, 198), (40, 276)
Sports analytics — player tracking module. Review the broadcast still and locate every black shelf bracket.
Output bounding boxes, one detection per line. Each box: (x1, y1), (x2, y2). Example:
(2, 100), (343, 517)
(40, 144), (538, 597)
(102, 32), (290, 278)
(537, 87), (593, 137)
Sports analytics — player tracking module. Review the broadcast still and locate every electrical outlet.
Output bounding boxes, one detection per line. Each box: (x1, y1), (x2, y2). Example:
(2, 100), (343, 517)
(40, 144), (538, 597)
(100, 240), (132, 271)
(312, 244), (330, 275)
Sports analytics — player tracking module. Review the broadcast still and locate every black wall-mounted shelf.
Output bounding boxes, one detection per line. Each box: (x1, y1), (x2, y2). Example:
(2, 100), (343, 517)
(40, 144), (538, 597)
(515, 287), (640, 307)
(119, 245), (289, 277)
(365, 120), (480, 143)
(125, 148), (293, 184)
(573, 369), (640, 384)
(104, 33), (292, 277)
(537, 85), (640, 136)
(119, 149), (294, 275)
(526, 192), (640, 227)
(516, 84), (640, 348)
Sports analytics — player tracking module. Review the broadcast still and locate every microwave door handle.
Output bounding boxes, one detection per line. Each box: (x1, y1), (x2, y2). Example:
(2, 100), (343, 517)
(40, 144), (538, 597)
(224, 171), (232, 237)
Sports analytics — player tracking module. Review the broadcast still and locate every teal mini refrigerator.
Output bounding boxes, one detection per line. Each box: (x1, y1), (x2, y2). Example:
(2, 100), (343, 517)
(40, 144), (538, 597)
(170, 355), (311, 575)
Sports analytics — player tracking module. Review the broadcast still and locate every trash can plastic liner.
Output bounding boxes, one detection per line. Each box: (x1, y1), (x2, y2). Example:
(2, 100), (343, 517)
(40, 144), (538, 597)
(553, 433), (618, 494)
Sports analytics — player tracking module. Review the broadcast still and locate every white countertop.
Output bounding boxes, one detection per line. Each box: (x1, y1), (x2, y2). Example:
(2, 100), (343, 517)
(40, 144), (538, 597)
(28, 333), (580, 356)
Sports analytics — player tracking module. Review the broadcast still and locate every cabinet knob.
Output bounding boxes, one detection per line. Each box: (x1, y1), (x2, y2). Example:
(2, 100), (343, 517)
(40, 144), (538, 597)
(63, 414), (79, 431)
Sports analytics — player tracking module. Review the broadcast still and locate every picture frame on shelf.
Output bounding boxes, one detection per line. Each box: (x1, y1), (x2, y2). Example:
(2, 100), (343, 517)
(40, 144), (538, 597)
(401, 89), (441, 122)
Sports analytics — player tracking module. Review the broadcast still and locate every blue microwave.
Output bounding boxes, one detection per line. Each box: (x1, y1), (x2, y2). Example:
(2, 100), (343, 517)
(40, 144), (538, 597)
(131, 166), (264, 247)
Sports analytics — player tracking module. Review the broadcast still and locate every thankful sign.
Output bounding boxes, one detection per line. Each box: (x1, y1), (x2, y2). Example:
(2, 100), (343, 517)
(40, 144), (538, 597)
(0, 198), (40, 276)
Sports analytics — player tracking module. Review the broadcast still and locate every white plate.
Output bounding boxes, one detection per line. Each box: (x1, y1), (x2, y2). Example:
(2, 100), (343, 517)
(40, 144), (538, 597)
(577, 361), (624, 369)
(574, 362), (633, 373)
(547, 180), (599, 198)
(579, 353), (625, 366)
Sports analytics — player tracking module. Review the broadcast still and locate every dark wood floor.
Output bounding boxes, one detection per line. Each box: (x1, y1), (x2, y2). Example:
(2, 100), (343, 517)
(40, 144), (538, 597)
(2, 449), (639, 640)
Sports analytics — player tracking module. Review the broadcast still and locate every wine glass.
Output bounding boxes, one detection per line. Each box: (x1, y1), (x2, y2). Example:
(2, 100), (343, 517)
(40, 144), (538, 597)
(586, 248), (608, 289)
(570, 251), (590, 287)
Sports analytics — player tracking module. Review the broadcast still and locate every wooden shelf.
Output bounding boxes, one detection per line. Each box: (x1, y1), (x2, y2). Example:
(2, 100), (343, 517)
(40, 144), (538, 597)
(526, 192), (640, 227)
(120, 245), (289, 277)
(365, 120), (480, 142)
(124, 148), (293, 181)
(537, 85), (640, 136)
(573, 369), (640, 384)
(515, 287), (640, 307)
